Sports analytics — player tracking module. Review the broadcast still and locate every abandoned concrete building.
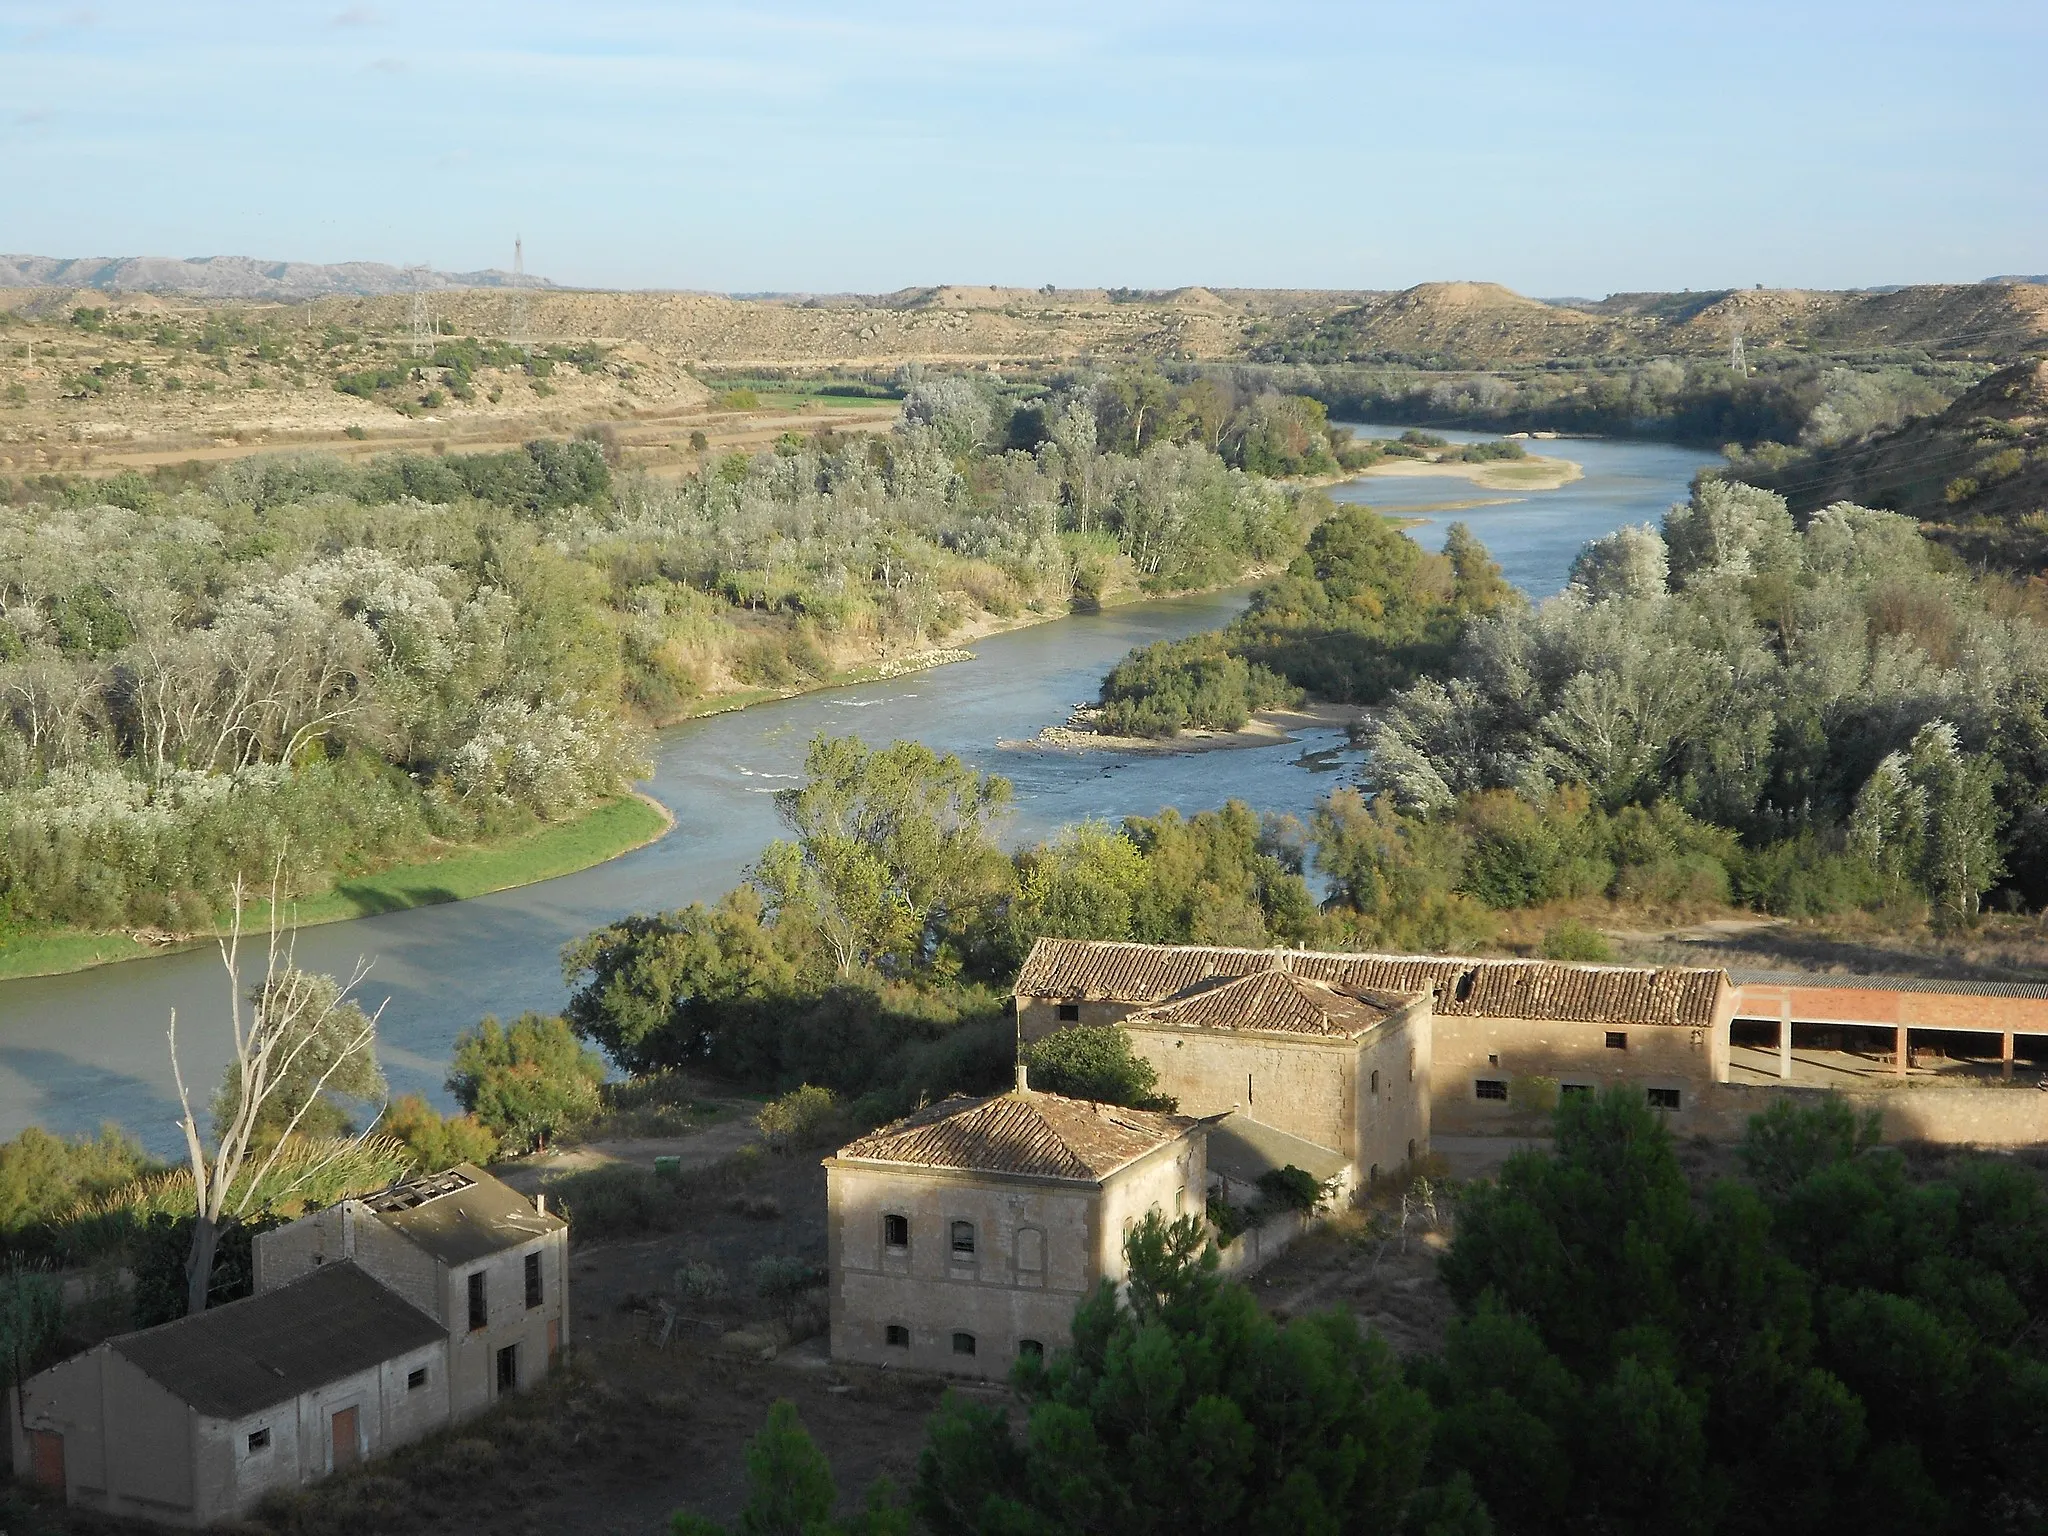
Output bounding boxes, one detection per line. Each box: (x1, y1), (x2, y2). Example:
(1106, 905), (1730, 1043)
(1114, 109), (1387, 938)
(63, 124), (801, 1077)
(824, 1070), (1203, 1378)
(1015, 938), (2048, 1149)
(11, 1164), (564, 1525)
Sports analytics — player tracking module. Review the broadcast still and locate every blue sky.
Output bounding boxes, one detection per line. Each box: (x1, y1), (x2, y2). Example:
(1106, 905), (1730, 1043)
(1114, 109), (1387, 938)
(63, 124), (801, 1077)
(2, 1), (2042, 295)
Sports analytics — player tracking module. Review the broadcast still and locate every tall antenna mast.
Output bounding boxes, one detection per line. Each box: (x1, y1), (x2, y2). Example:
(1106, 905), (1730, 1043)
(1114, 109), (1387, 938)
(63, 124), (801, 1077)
(408, 265), (434, 359)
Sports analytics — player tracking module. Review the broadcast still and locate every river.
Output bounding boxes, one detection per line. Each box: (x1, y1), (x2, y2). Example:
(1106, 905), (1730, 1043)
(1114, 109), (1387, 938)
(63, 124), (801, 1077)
(0, 427), (1718, 1152)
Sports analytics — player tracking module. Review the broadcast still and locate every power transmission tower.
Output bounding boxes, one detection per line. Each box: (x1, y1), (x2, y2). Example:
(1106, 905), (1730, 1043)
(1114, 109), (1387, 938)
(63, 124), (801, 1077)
(1729, 316), (1748, 379)
(508, 235), (532, 356)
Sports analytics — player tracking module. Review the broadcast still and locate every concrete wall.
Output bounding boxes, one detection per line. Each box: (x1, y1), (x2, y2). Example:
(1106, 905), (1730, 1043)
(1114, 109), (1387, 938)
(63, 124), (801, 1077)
(1431, 1015), (1719, 1136)
(442, 1229), (568, 1421)
(1697, 1080), (2048, 1146)
(253, 1205), (442, 1320)
(1126, 1025), (1358, 1160)
(827, 1134), (1201, 1380)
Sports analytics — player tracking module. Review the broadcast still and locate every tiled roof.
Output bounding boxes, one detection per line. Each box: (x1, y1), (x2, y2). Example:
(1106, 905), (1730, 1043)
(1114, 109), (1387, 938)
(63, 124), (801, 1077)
(1124, 968), (1416, 1038)
(110, 1262), (443, 1420)
(835, 1089), (1194, 1181)
(1017, 939), (1724, 1028)
(1729, 970), (2048, 1001)
(366, 1162), (563, 1266)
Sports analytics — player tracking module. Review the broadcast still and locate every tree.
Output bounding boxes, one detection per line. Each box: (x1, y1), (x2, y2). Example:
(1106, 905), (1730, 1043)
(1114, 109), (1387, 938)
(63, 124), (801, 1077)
(447, 1012), (604, 1152)
(212, 969), (387, 1146)
(1024, 1026), (1176, 1110)
(0, 1264), (61, 1429)
(168, 874), (386, 1314)
(914, 1212), (1437, 1535)
(752, 735), (1013, 975)
(384, 1094), (500, 1173)
(1905, 721), (2003, 924)
(671, 1398), (910, 1536)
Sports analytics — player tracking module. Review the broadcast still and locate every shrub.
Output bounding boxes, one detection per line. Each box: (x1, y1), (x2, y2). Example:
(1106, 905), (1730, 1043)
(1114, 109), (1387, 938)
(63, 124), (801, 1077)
(1256, 1164), (1326, 1213)
(383, 1095), (499, 1172)
(755, 1084), (837, 1152)
(1024, 1026), (1177, 1110)
(447, 1013), (605, 1152)
(1540, 920), (1615, 962)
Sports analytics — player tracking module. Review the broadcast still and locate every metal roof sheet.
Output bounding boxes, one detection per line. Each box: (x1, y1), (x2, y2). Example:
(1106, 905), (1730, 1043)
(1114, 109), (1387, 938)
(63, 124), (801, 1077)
(834, 1089), (1195, 1182)
(109, 1262), (443, 1421)
(1728, 970), (2048, 1001)
(367, 1162), (563, 1266)
(1018, 939), (1725, 1027)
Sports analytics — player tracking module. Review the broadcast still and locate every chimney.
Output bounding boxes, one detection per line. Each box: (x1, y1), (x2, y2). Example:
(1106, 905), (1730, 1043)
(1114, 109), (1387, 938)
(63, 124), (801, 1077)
(1015, 1061), (1030, 1094)
(535, 1192), (546, 1217)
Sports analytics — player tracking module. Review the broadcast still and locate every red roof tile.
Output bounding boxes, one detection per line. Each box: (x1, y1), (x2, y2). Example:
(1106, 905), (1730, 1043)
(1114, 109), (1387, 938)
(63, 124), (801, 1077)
(834, 1089), (1194, 1181)
(1124, 968), (1416, 1038)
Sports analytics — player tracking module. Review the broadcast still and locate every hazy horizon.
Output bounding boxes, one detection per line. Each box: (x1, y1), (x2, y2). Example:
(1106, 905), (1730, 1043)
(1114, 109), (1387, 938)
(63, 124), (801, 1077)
(3, 0), (2043, 296)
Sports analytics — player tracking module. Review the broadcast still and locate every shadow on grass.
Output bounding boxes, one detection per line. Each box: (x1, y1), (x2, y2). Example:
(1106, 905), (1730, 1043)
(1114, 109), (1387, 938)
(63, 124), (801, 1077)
(327, 882), (461, 917)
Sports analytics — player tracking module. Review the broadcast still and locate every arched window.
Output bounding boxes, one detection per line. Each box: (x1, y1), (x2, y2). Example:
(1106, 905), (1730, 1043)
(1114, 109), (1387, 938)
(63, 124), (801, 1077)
(1018, 1338), (1044, 1359)
(885, 1324), (909, 1348)
(1370, 1069), (1380, 1096)
(1015, 1227), (1044, 1273)
(952, 1332), (977, 1356)
(950, 1220), (976, 1258)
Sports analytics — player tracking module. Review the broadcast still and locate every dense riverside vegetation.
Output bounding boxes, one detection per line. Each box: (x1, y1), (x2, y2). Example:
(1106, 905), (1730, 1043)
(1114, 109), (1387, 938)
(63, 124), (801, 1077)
(0, 372), (1344, 940)
(1360, 480), (2048, 920)
(1095, 507), (1519, 735)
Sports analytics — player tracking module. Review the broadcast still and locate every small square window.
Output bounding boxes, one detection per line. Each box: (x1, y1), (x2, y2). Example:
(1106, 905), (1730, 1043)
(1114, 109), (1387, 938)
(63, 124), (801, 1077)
(952, 1332), (977, 1356)
(407, 1367), (427, 1391)
(885, 1324), (910, 1348)
(1475, 1079), (1509, 1101)
(247, 1428), (271, 1454)
(1056, 1003), (1080, 1022)
(1648, 1087), (1681, 1110)
(1560, 1083), (1592, 1099)
(883, 1213), (909, 1249)
(1018, 1338), (1044, 1359)
(950, 1220), (976, 1258)
(1605, 1031), (1628, 1050)
(1487, 1053), (1500, 1067)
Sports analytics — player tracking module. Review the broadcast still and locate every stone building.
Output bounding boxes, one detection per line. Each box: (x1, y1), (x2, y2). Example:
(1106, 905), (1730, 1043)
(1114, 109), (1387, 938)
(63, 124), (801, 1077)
(824, 1072), (1202, 1379)
(10, 1263), (447, 1527)
(252, 1164), (569, 1421)
(1117, 967), (1432, 1183)
(1017, 938), (1733, 1140)
(11, 1164), (566, 1526)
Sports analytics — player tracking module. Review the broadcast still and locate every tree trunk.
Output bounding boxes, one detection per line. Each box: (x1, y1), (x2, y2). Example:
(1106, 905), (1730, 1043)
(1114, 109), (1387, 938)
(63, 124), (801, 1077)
(186, 1213), (219, 1315)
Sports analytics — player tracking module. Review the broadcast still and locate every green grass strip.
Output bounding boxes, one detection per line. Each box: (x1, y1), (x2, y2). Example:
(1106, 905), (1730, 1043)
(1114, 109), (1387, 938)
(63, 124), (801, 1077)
(0, 794), (671, 982)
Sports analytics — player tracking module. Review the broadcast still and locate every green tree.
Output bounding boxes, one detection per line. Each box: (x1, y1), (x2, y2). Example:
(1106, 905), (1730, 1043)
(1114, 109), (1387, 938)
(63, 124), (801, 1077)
(212, 969), (388, 1147)
(447, 1012), (604, 1151)
(1024, 1026), (1176, 1110)
(752, 735), (1013, 975)
(0, 1265), (63, 1427)
(672, 1398), (910, 1536)
(1905, 721), (2003, 924)
(384, 1094), (500, 1172)
(914, 1212), (1437, 1535)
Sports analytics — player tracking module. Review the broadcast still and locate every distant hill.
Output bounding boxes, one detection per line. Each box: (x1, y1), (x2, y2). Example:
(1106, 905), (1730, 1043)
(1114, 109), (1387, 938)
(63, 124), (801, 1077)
(1734, 358), (2048, 571)
(0, 254), (555, 300)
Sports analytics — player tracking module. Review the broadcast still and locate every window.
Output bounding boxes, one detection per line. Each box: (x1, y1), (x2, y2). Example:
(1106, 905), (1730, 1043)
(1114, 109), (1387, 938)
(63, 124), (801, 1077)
(247, 1428), (271, 1454)
(1560, 1083), (1592, 1100)
(1016, 1227), (1044, 1273)
(951, 1332), (977, 1356)
(1648, 1088), (1682, 1110)
(883, 1213), (909, 1250)
(1018, 1338), (1044, 1359)
(1605, 1031), (1628, 1050)
(1475, 1079), (1509, 1101)
(885, 1324), (910, 1349)
(496, 1344), (519, 1392)
(1407, 1139), (1417, 1163)
(1057, 1002), (1080, 1022)
(1487, 1053), (1500, 1066)
(950, 1220), (976, 1258)
(467, 1270), (487, 1331)
(407, 1368), (427, 1391)
(525, 1252), (542, 1309)
(1370, 1069), (1380, 1096)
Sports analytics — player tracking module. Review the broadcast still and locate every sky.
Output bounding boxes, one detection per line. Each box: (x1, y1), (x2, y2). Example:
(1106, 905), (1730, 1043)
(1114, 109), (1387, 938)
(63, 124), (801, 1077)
(1, 0), (2043, 296)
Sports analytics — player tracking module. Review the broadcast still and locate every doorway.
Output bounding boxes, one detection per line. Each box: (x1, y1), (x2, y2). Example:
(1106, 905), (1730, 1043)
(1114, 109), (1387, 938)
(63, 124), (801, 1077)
(496, 1343), (518, 1393)
(28, 1430), (63, 1490)
(330, 1406), (360, 1471)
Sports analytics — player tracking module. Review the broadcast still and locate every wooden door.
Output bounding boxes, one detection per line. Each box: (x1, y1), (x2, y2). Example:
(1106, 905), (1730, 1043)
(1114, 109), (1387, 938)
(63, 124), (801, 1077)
(330, 1406), (360, 1471)
(28, 1429), (63, 1490)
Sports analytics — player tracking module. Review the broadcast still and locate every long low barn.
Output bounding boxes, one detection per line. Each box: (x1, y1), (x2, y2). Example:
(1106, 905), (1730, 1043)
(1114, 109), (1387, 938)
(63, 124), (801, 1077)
(1015, 939), (1735, 1135)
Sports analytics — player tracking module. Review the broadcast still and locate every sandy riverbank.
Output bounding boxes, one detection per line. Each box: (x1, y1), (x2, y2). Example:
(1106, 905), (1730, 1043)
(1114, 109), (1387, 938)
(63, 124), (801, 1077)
(1354, 451), (1583, 492)
(1004, 701), (1365, 756)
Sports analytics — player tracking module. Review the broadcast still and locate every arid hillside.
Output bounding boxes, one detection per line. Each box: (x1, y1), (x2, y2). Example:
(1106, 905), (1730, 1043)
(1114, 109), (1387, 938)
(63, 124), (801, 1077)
(2, 277), (2043, 477)
(1736, 357), (2048, 570)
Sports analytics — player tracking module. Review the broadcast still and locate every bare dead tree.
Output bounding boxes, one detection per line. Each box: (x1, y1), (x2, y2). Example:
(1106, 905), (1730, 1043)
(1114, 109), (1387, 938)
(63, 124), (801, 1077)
(167, 864), (385, 1315)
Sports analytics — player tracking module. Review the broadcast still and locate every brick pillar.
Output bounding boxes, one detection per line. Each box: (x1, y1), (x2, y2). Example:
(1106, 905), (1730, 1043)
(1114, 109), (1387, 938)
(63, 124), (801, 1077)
(1895, 1024), (1909, 1077)
(2003, 1032), (2015, 1081)
(1778, 1002), (1793, 1081)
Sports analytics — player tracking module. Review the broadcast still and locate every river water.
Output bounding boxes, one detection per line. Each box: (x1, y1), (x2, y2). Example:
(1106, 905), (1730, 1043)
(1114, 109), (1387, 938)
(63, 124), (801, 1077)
(0, 428), (1718, 1151)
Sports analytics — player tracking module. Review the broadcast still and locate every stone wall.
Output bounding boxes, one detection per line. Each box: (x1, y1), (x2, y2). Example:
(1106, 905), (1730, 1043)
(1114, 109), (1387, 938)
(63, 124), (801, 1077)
(1697, 1079), (2048, 1146)
(1432, 1014), (1721, 1136)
